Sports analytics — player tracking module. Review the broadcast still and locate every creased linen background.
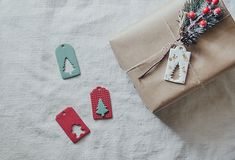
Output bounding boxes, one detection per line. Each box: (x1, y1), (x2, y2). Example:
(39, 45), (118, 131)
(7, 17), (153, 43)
(0, 0), (234, 159)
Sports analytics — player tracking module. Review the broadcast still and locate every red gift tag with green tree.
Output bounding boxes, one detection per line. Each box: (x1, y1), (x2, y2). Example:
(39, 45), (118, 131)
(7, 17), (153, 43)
(90, 87), (113, 120)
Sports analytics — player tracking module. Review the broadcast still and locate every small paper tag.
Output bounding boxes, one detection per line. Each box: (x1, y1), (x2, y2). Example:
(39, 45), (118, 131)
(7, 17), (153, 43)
(56, 107), (90, 143)
(55, 44), (80, 79)
(90, 87), (113, 120)
(164, 45), (191, 84)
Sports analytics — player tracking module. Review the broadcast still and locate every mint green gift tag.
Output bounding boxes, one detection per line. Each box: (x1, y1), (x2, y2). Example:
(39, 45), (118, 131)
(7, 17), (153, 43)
(55, 44), (80, 79)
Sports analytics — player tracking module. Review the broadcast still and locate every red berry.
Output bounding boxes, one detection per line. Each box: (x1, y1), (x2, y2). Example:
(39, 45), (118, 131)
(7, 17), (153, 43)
(212, 0), (219, 5)
(203, 7), (210, 14)
(214, 7), (222, 14)
(187, 11), (196, 19)
(206, 0), (212, 3)
(199, 20), (207, 28)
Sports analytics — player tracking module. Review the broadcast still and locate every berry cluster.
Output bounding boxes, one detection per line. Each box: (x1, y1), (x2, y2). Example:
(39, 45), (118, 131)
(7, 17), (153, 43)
(187, 0), (222, 28)
(179, 0), (223, 45)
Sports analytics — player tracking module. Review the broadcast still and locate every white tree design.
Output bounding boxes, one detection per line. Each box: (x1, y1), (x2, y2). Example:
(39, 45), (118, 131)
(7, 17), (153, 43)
(72, 125), (85, 138)
(64, 58), (74, 75)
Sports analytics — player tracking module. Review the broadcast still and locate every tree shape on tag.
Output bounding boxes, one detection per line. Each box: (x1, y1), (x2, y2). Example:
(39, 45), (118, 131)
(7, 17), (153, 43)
(72, 125), (85, 138)
(171, 63), (180, 80)
(96, 99), (109, 117)
(164, 46), (191, 84)
(90, 87), (113, 120)
(55, 44), (80, 79)
(56, 107), (90, 143)
(64, 58), (74, 75)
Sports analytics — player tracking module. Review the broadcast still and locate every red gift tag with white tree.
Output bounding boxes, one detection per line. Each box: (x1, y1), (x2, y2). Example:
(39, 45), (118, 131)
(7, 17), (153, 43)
(90, 87), (113, 120)
(56, 107), (90, 143)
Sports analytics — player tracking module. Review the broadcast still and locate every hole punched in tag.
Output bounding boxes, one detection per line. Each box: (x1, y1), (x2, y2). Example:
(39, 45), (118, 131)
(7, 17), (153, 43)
(72, 125), (86, 138)
(55, 44), (81, 80)
(179, 46), (184, 50)
(171, 63), (180, 80)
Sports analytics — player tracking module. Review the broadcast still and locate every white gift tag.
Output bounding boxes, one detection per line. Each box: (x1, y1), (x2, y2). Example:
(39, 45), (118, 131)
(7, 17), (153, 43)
(164, 45), (191, 84)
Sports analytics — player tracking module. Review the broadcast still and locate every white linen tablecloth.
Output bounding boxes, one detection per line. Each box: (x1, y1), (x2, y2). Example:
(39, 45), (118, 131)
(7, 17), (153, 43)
(0, 0), (234, 159)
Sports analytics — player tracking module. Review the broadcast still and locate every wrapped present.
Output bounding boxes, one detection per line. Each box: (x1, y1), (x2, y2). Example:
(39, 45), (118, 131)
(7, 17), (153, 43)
(110, 0), (235, 113)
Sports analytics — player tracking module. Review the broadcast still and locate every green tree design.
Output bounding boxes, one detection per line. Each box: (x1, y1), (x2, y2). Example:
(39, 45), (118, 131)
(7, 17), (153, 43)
(96, 99), (108, 116)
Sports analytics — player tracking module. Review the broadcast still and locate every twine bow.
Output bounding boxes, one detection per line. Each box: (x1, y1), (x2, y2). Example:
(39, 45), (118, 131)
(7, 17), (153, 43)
(126, 19), (183, 80)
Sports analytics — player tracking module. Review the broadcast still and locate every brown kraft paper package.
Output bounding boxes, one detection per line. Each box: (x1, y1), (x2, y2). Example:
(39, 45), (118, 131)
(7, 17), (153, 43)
(110, 0), (235, 113)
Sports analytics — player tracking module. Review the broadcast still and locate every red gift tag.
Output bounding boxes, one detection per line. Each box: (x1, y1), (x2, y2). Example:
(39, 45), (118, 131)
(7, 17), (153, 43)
(56, 107), (90, 143)
(90, 87), (113, 120)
